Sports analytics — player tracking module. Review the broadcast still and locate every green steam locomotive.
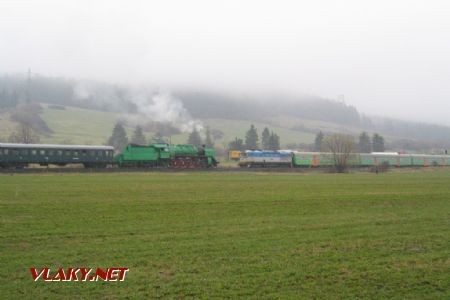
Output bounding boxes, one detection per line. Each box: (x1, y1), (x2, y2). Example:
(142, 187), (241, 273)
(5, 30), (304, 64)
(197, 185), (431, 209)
(115, 143), (218, 168)
(0, 142), (217, 169)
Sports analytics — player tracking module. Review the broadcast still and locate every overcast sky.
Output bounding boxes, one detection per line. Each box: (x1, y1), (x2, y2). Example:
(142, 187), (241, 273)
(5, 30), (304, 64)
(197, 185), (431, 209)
(1, 0), (449, 125)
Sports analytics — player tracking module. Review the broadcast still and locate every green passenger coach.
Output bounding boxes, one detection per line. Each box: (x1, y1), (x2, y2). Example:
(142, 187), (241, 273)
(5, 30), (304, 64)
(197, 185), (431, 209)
(291, 151), (450, 168)
(0, 143), (114, 168)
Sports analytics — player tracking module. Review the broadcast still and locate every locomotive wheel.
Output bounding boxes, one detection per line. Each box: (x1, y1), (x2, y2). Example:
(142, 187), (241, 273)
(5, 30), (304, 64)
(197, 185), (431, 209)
(174, 158), (185, 168)
(171, 159), (180, 168)
(182, 157), (189, 168)
(192, 158), (200, 168)
(189, 158), (197, 168)
(179, 159), (186, 168)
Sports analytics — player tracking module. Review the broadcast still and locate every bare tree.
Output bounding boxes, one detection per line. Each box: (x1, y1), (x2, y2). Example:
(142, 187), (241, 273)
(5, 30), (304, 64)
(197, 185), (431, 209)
(8, 122), (40, 144)
(324, 133), (356, 172)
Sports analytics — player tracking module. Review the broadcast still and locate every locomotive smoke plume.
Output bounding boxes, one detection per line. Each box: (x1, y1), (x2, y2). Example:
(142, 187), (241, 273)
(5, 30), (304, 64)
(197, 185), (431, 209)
(132, 92), (204, 133)
(73, 82), (203, 133)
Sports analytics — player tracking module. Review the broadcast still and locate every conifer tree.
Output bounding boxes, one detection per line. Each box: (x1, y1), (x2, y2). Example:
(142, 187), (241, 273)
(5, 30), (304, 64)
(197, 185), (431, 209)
(131, 125), (147, 145)
(261, 127), (270, 149)
(314, 131), (324, 152)
(228, 137), (244, 151)
(358, 131), (372, 153)
(268, 132), (280, 150)
(372, 133), (385, 152)
(187, 128), (203, 147)
(108, 122), (128, 152)
(245, 124), (259, 149)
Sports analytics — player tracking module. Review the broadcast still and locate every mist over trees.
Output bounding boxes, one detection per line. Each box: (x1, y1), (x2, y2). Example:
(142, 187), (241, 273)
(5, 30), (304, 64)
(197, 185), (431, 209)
(0, 74), (377, 127)
(0, 73), (138, 113)
(0, 89), (19, 109)
(2, 73), (450, 149)
(176, 91), (361, 126)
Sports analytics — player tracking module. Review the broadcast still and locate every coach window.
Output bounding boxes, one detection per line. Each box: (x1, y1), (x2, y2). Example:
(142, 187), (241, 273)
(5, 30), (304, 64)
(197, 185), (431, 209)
(48, 150), (55, 156)
(65, 150), (71, 156)
(89, 150), (95, 156)
(40, 150), (46, 155)
(13, 149), (19, 155)
(4, 149), (9, 155)
(82, 150), (87, 156)
(0, 149), (2, 155)
(20, 149), (28, 155)
(97, 150), (102, 157)
(31, 150), (37, 155)
(57, 150), (63, 156)
(73, 151), (79, 157)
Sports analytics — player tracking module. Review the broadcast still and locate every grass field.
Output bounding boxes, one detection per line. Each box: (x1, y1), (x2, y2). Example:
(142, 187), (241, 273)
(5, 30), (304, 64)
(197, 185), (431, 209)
(40, 105), (128, 145)
(2, 104), (315, 147)
(1, 170), (449, 299)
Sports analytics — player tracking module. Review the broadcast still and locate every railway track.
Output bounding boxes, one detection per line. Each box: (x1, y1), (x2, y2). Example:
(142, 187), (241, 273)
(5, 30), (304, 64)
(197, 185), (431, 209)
(0, 166), (331, 174)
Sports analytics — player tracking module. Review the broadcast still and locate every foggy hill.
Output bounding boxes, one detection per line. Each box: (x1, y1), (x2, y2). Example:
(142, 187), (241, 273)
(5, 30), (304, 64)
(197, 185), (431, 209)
(1, 73), (450, 148)
(174, 91), (361, 126)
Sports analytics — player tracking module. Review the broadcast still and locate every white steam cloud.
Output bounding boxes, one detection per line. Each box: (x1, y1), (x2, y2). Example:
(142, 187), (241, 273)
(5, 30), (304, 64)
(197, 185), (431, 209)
(73, 82), (203, 133)
(130, 92), (203, 133)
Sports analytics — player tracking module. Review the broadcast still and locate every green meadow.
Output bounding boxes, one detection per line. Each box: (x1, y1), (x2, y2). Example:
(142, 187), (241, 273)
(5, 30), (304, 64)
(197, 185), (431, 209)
(1, 170), (449, 299)
(34, 104), (315, 146)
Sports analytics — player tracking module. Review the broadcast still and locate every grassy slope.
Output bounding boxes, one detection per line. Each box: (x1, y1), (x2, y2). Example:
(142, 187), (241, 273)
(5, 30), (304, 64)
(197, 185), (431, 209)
(0, 111), (17, 140)
(5, 104), (315, 146)
(203, 118), (315, 147)
(39, 105), (130, 145)
(1, 170), (449, 298)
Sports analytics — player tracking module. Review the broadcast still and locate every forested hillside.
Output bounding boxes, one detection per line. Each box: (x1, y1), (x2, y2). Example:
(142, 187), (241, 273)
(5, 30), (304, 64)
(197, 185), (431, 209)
(1, 73), (450, 150)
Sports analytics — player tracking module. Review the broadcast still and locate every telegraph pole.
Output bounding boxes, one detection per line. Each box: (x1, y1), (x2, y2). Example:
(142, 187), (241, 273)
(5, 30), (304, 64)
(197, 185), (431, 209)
(26, 68), (31, 103)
